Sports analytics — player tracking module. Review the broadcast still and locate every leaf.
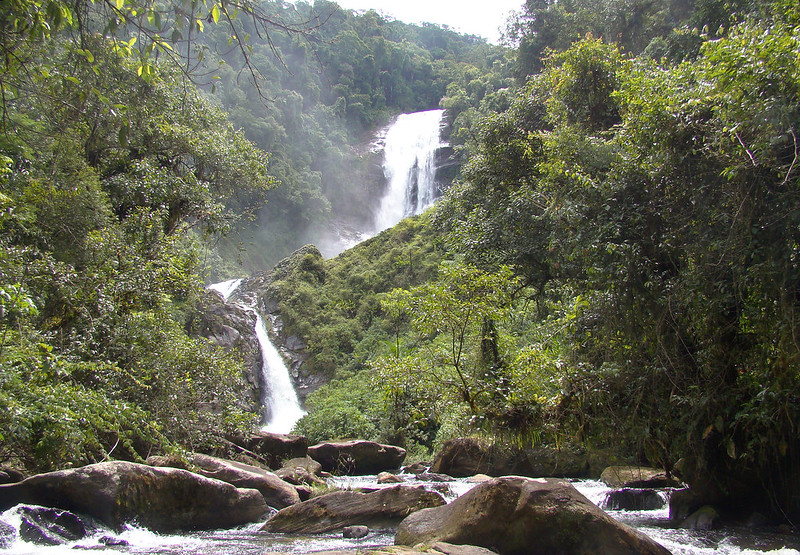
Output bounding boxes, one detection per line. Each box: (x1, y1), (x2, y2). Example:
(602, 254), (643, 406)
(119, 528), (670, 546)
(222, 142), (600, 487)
(115, 0), (124, 9)
(726, 439), (736, 459)
(118, 122), (129, 147)
(211, 3), (220, 24)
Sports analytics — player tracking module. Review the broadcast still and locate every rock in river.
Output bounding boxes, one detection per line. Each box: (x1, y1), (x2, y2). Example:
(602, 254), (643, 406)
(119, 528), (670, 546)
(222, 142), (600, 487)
(395, 476), (671, 555)
(308, 440), (406, 474)
(0, 461), (268, 532)
(262, 485), (444, 534)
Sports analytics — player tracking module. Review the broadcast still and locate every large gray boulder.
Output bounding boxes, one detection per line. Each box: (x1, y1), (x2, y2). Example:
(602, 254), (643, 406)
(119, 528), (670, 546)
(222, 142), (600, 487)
(395, 476), (671, 555)
(262, 485), (445, 534)
(431, 438), (589, 478)
(308, 440), (406, 474)
(275, 456), (326, 486)
(0, 461), (268, 532)
(227, 431), (309, 469)
(600, 466), (681, 489)
(148, 453), (299, 509)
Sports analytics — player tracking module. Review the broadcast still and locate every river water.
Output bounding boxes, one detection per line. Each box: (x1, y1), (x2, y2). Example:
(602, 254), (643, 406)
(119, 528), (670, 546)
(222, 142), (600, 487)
(3, 474), (800, 554)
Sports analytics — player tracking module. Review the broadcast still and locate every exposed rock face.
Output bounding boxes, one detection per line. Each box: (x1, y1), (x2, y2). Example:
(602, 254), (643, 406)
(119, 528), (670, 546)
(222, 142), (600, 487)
(309, 440), (406, 475)
(0, 461), (268, 532)
(189, 289), (262, 410)
(227, 431), (309, 469)
(395, 476), (671, 555)
(431, 437), (589, 478)
(262, 485), (445, 534)
(148, 453), (299, 509)
(600, 466), (681, 488)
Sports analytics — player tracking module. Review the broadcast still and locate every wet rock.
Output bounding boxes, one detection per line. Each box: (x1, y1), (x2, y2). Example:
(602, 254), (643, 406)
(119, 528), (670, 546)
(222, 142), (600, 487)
(262, 485), (445, 534)
(681, 506), (721, 530)
(150, 453), (300, 509)
(275, 456), (325, 486)
(0, 519), (17, 549)
(342, 525), (369, 538)
(18, 507), (90, 545)
(0, 461), (269, 532)
(430, 542), (499, 555)
(308, 440), (406, 475)
(603, 489), (667, 511)
(395, 476), (671, 555)
(377, 472), (404, 484)
(600, 466), (681, 489)
(402, 462), (429, 475)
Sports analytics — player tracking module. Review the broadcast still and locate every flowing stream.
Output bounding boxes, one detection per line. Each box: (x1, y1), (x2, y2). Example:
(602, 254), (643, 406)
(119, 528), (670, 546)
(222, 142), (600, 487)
(207, 279), (305, 434)
(3, 476), (799, 554)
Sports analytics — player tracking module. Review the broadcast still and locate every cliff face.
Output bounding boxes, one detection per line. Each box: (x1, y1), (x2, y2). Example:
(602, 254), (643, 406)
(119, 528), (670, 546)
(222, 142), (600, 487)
(191, 246), (328, 416)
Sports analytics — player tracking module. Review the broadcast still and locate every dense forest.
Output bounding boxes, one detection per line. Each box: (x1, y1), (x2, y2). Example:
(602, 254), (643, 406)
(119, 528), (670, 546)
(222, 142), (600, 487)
(2, 0), (800, 529)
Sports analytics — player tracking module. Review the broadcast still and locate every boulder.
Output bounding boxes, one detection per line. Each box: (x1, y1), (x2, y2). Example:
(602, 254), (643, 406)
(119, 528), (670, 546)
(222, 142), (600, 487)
(430, 438), (491, 477)
(0, 519), (16, 549)
(681, 506), (721, 530)
(402, 462), (429, 475)
(149, 453), (299, 509)
(378, 472), (404, 484)
(600, 466), (680, 489)
(395, 476), (671, 555)
(343, 525), (370, 538)
(308, 440), (406, 474)
(227, 431), (308, 469)
(18, 506), (90, 545)
(431, 438), (589, 478)
(275, 456), (326, 486)
(603, 489), (667, 511)
(0, 468), (24, 485)
(262, 485), (445, 534)
(0, 461), (268, 532)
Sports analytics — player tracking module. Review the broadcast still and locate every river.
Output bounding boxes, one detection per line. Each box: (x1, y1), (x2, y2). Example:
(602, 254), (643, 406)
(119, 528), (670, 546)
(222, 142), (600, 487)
(3, 474), (799, 554)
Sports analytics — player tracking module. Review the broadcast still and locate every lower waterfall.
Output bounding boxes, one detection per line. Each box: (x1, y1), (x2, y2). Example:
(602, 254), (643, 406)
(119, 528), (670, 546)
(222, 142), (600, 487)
(208, 279), (305, 434)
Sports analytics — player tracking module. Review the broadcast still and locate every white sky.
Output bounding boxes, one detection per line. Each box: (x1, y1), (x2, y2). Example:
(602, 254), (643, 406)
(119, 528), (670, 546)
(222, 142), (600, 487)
(332, 0), (524, 44)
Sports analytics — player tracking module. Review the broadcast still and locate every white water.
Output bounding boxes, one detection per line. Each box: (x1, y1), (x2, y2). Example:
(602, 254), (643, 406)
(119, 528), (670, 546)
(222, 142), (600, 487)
(207, 278), (243, 302)
(208, 279), (305, 434)
(5, 477), (800, 553)
(250, 308), (306, 434)
(374, 109), (446, 232)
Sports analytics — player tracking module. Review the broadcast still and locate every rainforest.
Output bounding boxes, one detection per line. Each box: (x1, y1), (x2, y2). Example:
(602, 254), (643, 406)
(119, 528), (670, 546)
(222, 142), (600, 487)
(1, 0), (800, 551)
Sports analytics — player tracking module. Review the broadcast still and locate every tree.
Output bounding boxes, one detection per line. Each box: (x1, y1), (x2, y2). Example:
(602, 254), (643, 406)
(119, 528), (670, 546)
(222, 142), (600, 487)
(378, 262), (519, 421)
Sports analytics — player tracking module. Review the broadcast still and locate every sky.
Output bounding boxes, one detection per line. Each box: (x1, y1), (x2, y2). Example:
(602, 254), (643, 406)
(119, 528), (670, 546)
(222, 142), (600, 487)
(332, 0), (525, 44)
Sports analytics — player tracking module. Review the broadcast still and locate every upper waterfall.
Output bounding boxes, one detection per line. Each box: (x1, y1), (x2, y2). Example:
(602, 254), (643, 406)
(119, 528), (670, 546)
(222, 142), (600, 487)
(374, 109), (447, 232)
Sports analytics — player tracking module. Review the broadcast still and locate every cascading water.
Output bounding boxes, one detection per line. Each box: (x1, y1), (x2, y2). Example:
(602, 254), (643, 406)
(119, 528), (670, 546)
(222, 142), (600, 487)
(208, 279), (305, 434)
(374, 109), (446, 232)
(250, 309), (306, 434)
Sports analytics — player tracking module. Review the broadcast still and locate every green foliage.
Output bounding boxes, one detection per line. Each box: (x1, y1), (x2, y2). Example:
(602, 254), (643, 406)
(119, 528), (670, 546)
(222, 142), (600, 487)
(439, 5), (800, 519)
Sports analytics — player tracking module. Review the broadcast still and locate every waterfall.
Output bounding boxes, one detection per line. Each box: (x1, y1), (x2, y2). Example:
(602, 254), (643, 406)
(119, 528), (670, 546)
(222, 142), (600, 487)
(208, 279), (305, 434)
(250, 309), (306, 433)
(374, 109), (446, 232)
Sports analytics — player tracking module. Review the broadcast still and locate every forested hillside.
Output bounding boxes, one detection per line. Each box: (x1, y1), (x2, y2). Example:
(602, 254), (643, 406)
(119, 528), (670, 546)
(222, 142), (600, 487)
(289, 0), (800, 523)
(3, 0), (800, 528)
(0, 0), (507, 471)
(199, 1), (513, 271)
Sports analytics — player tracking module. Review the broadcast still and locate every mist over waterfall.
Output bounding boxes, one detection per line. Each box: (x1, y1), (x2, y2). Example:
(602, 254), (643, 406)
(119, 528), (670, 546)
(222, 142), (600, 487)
(208, 279), (305, 434)
(374, 109), (447, 232)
